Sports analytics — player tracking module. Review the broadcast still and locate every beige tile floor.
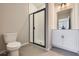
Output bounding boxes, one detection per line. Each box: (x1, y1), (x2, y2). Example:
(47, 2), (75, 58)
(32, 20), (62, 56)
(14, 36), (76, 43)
(19, 43), (63, 56)
(40, 51), (63, 56)
(51, 47), (79, 56)
(19, 43), (79, 56)
(19, 43), (47, 56)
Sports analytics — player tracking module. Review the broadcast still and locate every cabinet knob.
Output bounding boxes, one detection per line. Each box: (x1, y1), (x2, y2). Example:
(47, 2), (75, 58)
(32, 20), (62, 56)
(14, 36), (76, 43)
(61, 35), (64, 38)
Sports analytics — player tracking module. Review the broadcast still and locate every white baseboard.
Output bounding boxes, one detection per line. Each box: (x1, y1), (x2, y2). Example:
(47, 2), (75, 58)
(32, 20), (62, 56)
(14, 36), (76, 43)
(21, 42), (29, 47)
(46, 48), (51, 51)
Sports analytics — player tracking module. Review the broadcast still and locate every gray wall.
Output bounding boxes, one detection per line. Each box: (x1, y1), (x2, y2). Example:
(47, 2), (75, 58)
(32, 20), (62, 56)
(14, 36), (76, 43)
(0, 3), (29, 52)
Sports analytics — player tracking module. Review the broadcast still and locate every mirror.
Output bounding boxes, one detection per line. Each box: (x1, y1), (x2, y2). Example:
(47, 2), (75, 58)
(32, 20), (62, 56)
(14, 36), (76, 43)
(57, 9), (71, 30)
(58, 16), (70, 29)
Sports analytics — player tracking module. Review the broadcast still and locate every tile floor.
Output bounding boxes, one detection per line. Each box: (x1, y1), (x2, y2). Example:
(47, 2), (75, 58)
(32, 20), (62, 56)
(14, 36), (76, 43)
(19, 43), (47, 56)
(19, 43), (79, 56)
(51, 47), (79, 56)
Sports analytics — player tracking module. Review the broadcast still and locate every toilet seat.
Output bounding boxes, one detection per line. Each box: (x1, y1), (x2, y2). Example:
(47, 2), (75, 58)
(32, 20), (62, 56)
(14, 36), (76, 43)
(7, 42), (21, 51)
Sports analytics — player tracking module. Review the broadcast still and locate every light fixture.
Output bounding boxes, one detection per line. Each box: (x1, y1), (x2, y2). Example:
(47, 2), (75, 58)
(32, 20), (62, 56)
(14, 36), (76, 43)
(57, 3), (70, 10)
(61, 3), (66, 8)
(66, 3), (70, 7)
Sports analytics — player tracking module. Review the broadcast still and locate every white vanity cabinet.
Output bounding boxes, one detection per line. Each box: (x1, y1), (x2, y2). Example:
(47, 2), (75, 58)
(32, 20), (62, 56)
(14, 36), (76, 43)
(52, 30), (79, 53)
(52, 30), (63, 48)
(63, 30), (79, 53)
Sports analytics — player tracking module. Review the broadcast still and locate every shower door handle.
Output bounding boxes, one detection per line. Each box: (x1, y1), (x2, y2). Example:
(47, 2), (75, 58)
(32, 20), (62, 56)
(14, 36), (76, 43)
(33, 26), (35, 30)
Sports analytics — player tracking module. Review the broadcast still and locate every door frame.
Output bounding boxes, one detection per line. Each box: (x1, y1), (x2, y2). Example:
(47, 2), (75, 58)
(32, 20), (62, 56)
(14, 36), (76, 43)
(29, 8), (46, 48)
(29, 13), (33, 43)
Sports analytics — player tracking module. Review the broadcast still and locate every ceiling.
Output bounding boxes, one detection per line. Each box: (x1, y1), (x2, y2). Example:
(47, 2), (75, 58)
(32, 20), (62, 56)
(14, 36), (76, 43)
(32, 3), (45, 8)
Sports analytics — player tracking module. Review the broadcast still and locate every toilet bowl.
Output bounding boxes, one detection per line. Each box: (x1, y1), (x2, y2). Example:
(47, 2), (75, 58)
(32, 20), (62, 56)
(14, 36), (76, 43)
(3, 33), (21, 56)
(7, 42), (21, 56)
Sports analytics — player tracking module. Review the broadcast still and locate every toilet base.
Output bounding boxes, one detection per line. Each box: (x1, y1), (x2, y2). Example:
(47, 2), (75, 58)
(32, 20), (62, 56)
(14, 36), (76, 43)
(9, 50), (19, 56)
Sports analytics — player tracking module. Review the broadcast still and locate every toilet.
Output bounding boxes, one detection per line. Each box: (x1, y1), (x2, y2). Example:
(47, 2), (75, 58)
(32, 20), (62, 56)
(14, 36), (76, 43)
(3, 33), (21, 56)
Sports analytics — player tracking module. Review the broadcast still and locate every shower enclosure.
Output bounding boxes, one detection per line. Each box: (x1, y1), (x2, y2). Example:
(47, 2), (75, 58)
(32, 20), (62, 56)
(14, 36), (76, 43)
(29, 3), (46, 47)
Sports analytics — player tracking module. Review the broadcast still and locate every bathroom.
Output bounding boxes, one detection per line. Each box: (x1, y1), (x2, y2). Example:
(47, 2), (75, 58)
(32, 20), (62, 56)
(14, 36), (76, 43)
(0, 3), (79, 56)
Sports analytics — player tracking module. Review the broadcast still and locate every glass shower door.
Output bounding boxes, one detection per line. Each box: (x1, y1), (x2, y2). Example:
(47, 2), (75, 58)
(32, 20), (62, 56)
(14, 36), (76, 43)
(33, 9), (46, 47)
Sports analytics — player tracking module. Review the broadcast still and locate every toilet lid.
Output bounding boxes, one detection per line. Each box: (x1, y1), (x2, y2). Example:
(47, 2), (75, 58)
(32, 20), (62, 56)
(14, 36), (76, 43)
(7, 42), (21, 48)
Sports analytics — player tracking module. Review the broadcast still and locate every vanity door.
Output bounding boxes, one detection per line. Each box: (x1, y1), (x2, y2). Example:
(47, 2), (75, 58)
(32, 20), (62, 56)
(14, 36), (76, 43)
(52, 30), (63, 48)
(63, 30), (79, 53)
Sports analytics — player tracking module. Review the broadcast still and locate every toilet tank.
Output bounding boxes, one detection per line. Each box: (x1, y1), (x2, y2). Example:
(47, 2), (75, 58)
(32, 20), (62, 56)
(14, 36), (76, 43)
(4, 33), (17, 43)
